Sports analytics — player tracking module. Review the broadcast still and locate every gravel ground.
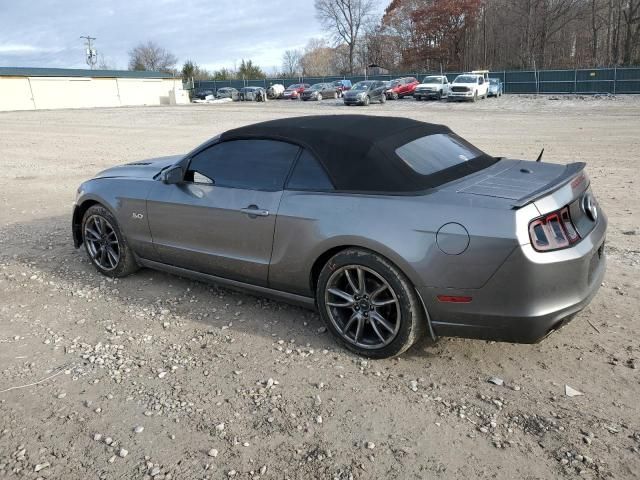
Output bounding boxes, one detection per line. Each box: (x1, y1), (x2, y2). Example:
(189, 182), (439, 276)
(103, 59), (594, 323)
(0, 95), (639, 480)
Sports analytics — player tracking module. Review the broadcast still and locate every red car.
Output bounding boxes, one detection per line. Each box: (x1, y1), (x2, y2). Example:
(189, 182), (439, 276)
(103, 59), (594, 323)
(283, 83), (310, 100)
(385, 77), (419, 99)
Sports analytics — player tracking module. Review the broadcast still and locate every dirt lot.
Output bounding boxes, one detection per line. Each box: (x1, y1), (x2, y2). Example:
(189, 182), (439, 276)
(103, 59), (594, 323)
(0, 96), (639, 480)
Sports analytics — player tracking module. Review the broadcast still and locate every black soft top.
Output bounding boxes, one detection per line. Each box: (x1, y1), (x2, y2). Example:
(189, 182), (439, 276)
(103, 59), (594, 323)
(220, 115), (496, 193)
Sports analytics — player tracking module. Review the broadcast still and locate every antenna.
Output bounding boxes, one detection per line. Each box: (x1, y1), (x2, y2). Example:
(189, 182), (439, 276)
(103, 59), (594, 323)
(80, 35), (98, 69)
(536, 148), (544, 162)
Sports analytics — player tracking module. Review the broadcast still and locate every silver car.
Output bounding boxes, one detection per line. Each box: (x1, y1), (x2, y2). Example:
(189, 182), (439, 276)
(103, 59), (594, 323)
(72, 115), (606, 358)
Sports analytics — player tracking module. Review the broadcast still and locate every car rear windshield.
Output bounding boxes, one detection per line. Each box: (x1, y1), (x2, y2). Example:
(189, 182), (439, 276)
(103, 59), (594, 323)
(395, 133), (486, 176)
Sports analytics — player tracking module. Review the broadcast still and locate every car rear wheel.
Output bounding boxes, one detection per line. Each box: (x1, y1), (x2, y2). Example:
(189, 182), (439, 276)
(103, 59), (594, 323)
(316, 249), (425, 358)
(82, 205), (138, 278)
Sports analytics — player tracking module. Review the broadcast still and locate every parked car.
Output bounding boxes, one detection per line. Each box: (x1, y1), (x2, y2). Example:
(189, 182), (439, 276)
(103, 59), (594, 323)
(332, 79), (353, 97)
(301, 83), (338, 101)
(193, 89), (214, 101)
(385, 77), (419, 99)
(72, 115), (606, 358)
(266, 83), (285, 99)
(216, 87), (238, 100)
(283, 83), (309, 100)
(343, 80), (387, 106)
(488, 78), (503, 97)
(448, 74), (489, 102)
(237, 86), (267, 102)
(413, 76), (450, 100)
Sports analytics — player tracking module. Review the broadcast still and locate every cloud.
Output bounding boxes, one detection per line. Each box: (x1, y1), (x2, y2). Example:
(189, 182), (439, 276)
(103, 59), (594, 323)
(0, 0), (333, 71)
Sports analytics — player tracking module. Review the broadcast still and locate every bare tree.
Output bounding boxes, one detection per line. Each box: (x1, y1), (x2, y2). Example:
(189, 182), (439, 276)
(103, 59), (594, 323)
(300, 38), (334, 75)
(282, 49), (303, 76)
(128, 41), (177, 73)
(314, 0), (375, 74)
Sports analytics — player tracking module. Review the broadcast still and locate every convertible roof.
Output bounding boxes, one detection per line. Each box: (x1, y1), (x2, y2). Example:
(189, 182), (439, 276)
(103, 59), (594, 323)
(220, 115), (495, 193)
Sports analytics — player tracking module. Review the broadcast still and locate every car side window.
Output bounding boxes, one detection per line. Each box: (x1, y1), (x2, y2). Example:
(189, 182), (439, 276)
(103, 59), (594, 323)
(187, 139), (299, 191)
(286, 149), (334, 191)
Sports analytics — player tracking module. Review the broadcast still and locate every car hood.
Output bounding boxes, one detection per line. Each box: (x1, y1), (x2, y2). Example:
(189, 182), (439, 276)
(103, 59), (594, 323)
(416, 83), (439, 88)
(344, 90), (366, 96)
(94, 155), (183, 180)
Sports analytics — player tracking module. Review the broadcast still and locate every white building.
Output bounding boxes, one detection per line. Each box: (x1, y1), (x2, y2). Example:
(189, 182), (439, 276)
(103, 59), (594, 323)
(0, 67), (189, 112)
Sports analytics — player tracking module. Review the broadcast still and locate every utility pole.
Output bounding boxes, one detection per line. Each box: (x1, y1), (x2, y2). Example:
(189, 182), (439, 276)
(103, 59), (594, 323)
(80, 35), (98, 69)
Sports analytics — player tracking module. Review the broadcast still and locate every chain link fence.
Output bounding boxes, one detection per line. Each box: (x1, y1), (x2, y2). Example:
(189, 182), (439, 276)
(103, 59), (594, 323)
(192, 67), (640, 95)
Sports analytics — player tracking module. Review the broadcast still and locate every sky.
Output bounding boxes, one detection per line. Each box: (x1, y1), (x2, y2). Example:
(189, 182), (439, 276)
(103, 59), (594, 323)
(0, 0), (343, 73)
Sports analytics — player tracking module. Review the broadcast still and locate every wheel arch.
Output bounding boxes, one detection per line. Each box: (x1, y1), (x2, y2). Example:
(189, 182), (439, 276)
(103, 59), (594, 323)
(308, 242), (422, 299)
(72, 196), (115, 248)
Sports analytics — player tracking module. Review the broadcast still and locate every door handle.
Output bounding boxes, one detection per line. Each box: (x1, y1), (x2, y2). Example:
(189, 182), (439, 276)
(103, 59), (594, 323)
(240, 205), (269, 217)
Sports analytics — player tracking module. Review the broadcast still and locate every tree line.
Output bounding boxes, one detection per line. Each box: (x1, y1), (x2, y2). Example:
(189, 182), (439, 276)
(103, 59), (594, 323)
(124, 0), (640, 81)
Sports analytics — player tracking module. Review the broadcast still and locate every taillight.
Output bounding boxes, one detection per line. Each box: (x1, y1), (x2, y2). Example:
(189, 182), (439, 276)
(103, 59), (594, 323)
(528, 207), (581, 252)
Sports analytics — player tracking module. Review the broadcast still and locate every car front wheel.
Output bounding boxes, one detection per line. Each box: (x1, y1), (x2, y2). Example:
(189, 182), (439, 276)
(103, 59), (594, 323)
(82, 205), (138, 278)
(316, 249), (425, 358)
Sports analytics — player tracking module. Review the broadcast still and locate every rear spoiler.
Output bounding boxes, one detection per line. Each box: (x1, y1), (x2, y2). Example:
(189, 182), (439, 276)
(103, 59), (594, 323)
(511, 162), (587, 208)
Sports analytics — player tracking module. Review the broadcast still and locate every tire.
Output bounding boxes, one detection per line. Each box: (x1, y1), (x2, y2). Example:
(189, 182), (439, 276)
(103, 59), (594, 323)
(437, 90), (443, 100)
(317, 93), (322, 101)
(316, 248), (425, 358)
(415, 96), (422, 101)
(364, 95), (370, 106)
(334, 92), (338, 99)
(81, 204), (138, 278)
(472, 91), (478, 102)
(379, 94), (386, 104)
(392, 92), (399, 100)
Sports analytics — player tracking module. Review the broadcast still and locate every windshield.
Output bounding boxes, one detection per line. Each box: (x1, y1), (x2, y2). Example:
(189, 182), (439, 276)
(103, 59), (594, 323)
(489, 78), (500, 84)
(287, 84), (300, 89)
(395, 133), (486, 176)
(309, 84), (323, 90)
(422, 76), (442, 84)
(453, 75), (477, 84)
(351, 82), (373, 91)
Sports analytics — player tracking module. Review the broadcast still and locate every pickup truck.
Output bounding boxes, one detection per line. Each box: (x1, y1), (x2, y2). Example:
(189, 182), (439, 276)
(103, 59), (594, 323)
(413, 75), (450, 100)
(447, 74), (489, 102)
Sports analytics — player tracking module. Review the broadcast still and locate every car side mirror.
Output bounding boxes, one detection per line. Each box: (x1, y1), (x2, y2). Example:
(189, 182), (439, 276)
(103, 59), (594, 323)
(162, 165), (184, 185)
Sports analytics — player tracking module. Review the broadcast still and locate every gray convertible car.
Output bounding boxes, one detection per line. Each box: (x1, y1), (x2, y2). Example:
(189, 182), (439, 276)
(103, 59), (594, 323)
(72, 115), (606, 358)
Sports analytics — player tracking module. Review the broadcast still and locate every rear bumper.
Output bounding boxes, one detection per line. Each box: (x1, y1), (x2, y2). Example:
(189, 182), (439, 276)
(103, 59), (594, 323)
(420, 213), (607, 343)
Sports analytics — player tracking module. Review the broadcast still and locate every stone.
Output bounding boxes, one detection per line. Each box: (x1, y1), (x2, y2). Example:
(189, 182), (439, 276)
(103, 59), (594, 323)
(565, 385), (583, 397)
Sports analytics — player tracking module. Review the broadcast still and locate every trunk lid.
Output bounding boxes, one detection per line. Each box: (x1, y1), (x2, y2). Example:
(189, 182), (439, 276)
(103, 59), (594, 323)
(448, 158), (587, 209)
